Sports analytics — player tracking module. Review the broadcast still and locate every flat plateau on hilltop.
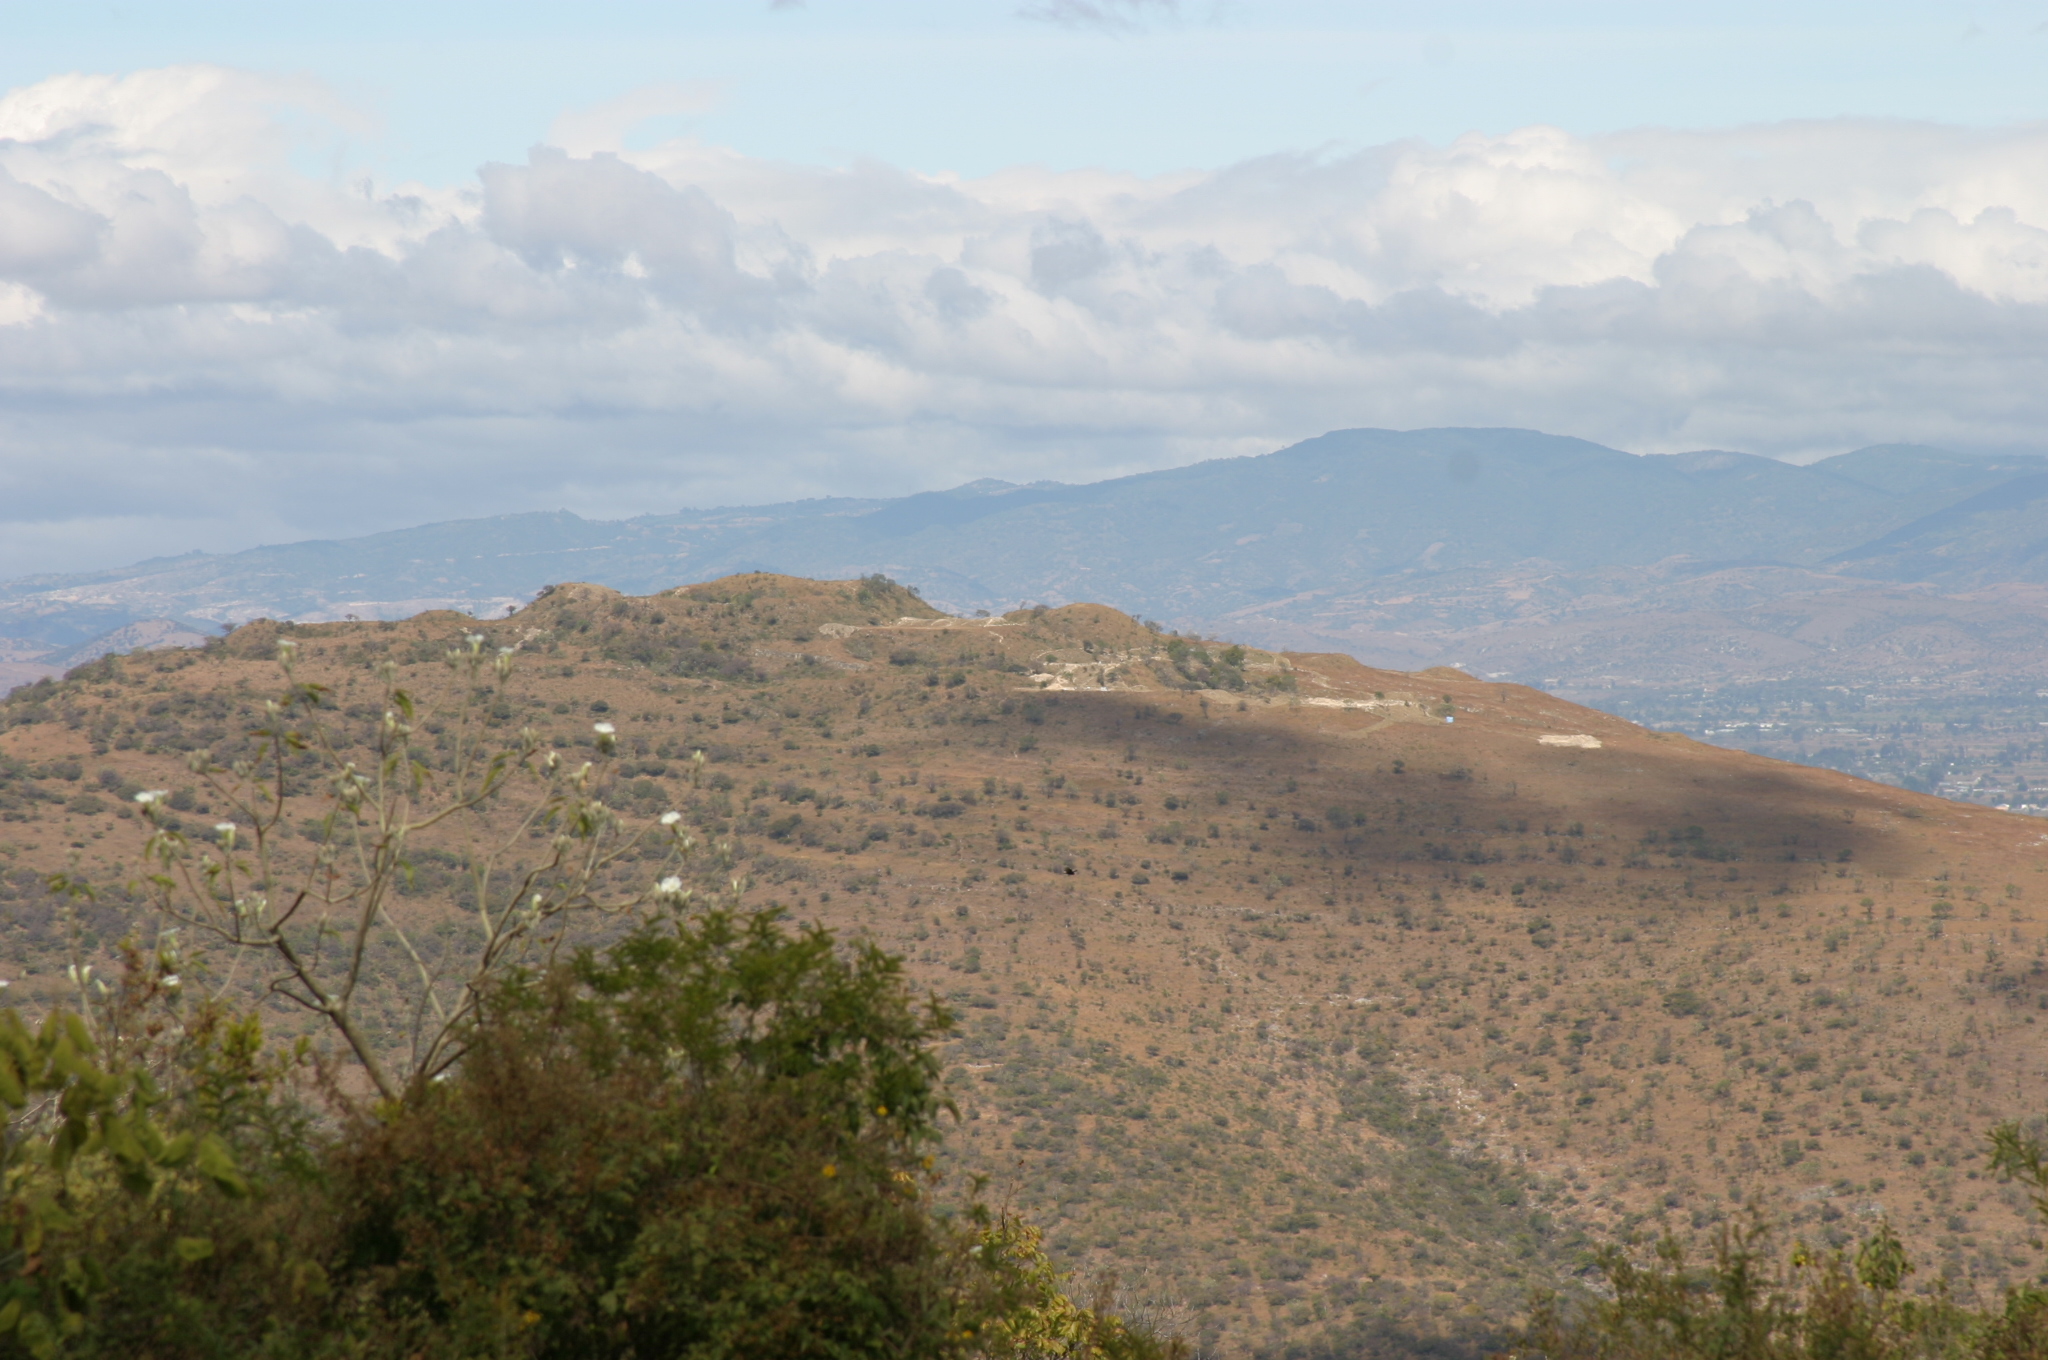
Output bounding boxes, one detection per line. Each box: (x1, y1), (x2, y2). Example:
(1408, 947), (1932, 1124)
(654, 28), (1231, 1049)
(4, 573), (2045, 1358)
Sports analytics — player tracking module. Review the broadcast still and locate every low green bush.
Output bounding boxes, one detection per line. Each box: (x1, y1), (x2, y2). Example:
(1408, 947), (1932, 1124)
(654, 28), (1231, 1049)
(1516, 1214), (2048, 1360)
(2, 909), (1184, 1359)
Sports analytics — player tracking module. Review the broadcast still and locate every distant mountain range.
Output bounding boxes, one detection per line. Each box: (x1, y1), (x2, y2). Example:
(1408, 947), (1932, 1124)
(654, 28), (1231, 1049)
(5, 427), (2046, 697)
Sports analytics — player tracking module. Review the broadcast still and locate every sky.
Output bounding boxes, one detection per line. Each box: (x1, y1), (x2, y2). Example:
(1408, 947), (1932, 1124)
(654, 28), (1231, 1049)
(4, 1), (2048, 577)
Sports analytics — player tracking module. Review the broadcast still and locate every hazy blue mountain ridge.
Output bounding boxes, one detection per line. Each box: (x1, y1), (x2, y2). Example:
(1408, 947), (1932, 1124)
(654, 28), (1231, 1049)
(3, 427), (2045, 698)
(1806, 444), (2044, 498)
(1827, 471), (2048, 584)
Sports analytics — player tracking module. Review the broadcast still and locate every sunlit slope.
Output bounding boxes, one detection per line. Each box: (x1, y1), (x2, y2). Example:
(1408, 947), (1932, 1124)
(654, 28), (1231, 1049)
(2, 573), (2043, 1358)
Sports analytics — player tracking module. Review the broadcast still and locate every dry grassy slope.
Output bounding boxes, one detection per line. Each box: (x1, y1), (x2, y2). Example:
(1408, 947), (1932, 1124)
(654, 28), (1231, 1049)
(2, 571), (2046, 1358)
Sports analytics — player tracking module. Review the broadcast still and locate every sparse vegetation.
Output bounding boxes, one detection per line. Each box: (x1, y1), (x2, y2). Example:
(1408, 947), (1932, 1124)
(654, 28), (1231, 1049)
(4, 573), (2048, 1357)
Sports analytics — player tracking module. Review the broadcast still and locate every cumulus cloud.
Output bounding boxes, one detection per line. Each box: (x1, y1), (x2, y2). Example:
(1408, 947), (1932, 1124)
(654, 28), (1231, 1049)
(3, 65), (2048, 577)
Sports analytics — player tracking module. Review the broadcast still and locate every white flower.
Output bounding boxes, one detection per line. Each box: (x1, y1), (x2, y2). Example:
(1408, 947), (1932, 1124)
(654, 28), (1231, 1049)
(161, 974), (181, 989)
(134, 789), (169, 805)
(593, 721), (616, 736)
(657, 875), (684, 895)
(214, 822), (237, 839)
(659, 810), (682, 826)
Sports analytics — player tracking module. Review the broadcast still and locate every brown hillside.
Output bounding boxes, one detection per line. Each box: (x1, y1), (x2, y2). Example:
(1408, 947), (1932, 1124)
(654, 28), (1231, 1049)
(3, 572), (2045, 1358)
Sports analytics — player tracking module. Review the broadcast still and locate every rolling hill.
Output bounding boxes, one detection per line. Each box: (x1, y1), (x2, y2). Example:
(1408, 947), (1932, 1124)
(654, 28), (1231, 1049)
(4, 575), (2046, 1357)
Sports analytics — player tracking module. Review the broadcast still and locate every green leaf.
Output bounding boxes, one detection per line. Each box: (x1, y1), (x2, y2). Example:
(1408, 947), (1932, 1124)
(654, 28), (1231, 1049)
(173, 1236), (215, 1263)
(0, 1298), (20, 1334)
(195, 1133), (249, 1197)
(16, 1308), (59, 1360)
(0, 1054), (26, 1109)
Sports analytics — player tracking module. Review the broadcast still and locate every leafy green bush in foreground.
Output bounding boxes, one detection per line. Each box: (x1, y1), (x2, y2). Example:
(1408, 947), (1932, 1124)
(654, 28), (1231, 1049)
(1, 908), (1184, 1359)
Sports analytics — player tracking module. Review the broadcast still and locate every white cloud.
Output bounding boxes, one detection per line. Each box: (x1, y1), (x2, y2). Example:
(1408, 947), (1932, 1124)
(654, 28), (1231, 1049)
(3, 65), (2048, 578)
(544, 82), (724, 159)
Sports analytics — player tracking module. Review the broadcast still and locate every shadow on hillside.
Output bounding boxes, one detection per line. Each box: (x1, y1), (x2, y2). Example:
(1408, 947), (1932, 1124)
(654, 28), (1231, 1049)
(1256, 1309), (1507, 1360)
(1054, 688), (1966, 880)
